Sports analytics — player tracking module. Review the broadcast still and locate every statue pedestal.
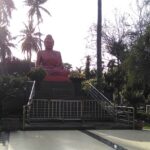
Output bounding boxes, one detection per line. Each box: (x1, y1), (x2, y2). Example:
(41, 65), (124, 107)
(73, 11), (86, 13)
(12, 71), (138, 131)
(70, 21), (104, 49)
(35, 80), (74, 99)
(44, 75), (70, 82)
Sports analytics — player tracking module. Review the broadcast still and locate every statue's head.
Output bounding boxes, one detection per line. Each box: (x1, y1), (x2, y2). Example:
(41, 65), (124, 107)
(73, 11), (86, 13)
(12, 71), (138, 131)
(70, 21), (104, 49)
(44, 34), (54, 50)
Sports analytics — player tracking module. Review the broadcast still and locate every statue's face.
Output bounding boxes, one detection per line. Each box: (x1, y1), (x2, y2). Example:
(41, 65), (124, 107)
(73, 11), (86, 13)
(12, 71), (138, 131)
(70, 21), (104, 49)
(44, 35), (54, 49)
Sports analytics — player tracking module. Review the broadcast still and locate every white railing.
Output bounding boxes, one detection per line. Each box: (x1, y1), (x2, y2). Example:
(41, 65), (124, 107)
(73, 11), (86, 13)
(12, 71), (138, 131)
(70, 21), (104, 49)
(88, 83), (113, 106)
(25, 99), (102, 121)
(87, 83), (115, 119)
(28, 81), (36, 105)
(23, 81), (35, 129)
(115, 106), (135, 128)
(146, 105), (150, 114)
(86, 83), (135, 128)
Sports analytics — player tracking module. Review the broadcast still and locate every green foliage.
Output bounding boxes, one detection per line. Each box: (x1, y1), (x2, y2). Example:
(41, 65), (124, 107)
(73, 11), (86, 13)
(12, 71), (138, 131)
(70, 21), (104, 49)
(69, 70), (85, 80)
(104, 59), (126, 104)
(27, 67), (46, 82)
(19, 20), (41, 61)
(63, 63), (72, 71)
(0, 0), (15, 25)
(0, 59), (35, 75)
(0, 26), (14, 62)
(136, 112), (150, 122)
(0, 74), (28, 117)
(24, 0), (51, 23)
(106, 39), (127, 63)
(82, 78), (97, 91)
(122, 81), (145, 107)
(85, 55), (91, 80)
(0, 74), (28, 100)
(123, 25), (150, 107)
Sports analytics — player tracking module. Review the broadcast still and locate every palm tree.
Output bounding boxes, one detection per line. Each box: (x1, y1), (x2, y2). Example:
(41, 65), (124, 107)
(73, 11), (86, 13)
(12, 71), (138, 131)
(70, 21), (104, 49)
(24, 0), (51, 48)
(0, 26), (14, 73)
(97, 0), (102, 87)
(19, 20), (41, 61)
(25, 0), (50, 23)
(0, 0), (15, 25)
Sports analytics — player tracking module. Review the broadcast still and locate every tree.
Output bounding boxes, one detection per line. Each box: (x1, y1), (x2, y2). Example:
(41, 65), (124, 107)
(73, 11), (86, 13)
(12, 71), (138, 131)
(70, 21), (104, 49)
(0, 26), (14, 73)
(25, 0), (50, 23)
(102, 13), (130, 66)
(125, 25), (150, 89)
(0, 0), (15, 25)
(24, 0), (51, 48)
(0, 0), (15, 73)
(19, 20), (41, 61)
(63, 63), (72, 71)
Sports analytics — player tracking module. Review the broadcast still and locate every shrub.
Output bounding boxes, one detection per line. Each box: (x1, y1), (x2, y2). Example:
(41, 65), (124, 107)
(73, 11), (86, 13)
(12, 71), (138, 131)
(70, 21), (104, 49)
(136, 112), (150, 122)
(0, 74), (28, 117)
(27, 67), (46, 82)
(69, 71), (85, 80)
(0, 59), (35, 75)
(82, 78), (97, 91)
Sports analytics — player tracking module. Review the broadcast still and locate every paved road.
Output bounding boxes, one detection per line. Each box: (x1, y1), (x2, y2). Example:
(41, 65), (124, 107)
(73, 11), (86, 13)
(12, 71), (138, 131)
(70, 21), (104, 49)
(8, 130), (113, 150)
(1, 130), (150, 150)
(90, 130), (150, 150)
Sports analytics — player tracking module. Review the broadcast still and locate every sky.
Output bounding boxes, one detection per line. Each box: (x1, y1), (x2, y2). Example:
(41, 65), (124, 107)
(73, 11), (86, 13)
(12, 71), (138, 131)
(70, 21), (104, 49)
(10, 0), (135, 69)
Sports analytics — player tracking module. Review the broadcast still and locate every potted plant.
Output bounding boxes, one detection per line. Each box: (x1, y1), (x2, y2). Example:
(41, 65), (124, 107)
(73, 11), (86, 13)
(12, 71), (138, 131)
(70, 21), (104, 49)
(27, 67), (46, 90)
(28, 67), (46, 82)
(69, 71), (85, 81)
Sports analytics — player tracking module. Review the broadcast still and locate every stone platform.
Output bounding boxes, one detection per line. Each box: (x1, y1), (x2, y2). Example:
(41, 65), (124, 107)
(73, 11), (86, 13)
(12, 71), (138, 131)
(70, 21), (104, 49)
(35, 81), (75, 99)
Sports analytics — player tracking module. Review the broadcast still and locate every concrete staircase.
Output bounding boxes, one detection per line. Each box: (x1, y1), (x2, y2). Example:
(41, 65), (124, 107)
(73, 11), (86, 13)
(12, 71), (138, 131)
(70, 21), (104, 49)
(23, 81), (135, 130)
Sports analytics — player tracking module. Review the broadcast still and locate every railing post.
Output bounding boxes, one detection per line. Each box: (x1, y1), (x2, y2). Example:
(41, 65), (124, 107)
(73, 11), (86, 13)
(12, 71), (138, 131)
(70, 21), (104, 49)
(127, 108), (130, 126)
(81, 100), (83, 121)
(114, 105), (117, 122)
(100, 101), (103, 120)
(132, 107), (135, 129)
(23, 105), (26, 130)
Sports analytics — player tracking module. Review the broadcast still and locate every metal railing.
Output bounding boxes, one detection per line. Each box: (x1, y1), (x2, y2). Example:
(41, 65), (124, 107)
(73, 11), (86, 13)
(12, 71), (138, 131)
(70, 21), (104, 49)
(115, 106), (135, 128)
(22, 81), (135, 129)
(88, 83), (113, 105)
(86, 83), (135, 128)
(87, 83), (115, 119)
(28, 81), (36, 105)
(23, 81), (35, 129)
(146, 105), (150, 114)
(24, 99), (102, 122)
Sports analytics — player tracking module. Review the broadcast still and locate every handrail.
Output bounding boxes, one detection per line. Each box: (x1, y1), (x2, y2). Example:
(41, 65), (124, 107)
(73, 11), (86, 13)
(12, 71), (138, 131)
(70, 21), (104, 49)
(88, 83), (113, 106)
(27, 81), (36, 106)
(23, 80), (36, 129)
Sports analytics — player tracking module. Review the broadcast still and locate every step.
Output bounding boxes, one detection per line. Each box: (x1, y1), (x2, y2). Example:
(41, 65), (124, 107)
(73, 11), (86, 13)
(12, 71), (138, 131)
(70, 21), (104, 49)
(24, 121), (133, 130)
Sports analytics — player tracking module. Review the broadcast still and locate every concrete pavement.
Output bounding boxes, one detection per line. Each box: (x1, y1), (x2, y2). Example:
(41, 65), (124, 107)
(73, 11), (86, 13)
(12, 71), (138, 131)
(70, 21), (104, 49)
(89, 130), (150, 150)
(8, 130), (113, 150)
(1, 130), (150, 150)
(0, 132), (9, 150)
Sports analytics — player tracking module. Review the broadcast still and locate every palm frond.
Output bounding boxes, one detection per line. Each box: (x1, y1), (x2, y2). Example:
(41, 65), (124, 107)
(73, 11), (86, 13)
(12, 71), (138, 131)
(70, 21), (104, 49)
(28, 7), (36, 20)
(36, 8), (43, 23)
(39, 6), (51, 16)
(38, 0), (48, 5)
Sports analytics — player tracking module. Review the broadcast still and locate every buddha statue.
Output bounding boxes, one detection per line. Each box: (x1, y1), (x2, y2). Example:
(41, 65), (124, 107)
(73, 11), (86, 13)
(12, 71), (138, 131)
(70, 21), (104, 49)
(36, 34), (69, 81)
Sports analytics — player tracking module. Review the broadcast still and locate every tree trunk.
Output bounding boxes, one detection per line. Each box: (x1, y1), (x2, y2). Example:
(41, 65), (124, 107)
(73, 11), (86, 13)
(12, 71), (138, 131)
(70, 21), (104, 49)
(97, 0), (102, 88)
